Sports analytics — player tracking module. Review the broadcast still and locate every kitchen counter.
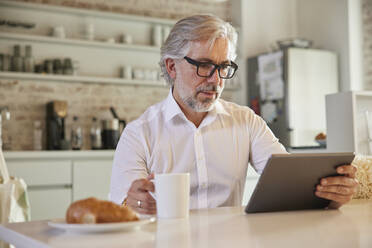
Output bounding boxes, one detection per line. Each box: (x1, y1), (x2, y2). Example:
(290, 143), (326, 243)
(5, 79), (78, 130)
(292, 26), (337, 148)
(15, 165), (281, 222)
(0, 199), (371, 248)
(3, 150), (115, 160)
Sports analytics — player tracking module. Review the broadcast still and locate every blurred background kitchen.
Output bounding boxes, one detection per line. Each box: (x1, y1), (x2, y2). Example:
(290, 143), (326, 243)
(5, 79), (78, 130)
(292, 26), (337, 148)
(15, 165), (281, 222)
(0, 0), (372, 220)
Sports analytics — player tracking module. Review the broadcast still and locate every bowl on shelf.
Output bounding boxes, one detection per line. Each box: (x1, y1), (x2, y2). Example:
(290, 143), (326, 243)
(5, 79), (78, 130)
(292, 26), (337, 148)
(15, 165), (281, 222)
(315, 139), (326, 147)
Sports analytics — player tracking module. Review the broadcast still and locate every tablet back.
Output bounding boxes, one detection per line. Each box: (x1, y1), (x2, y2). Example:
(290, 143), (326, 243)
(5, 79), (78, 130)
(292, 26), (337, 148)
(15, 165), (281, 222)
(245, 152), (355, 213)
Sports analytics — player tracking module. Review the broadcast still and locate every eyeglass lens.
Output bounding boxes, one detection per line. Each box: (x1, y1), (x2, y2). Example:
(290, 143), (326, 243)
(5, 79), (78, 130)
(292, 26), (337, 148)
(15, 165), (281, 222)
(197, 63), (235, 78)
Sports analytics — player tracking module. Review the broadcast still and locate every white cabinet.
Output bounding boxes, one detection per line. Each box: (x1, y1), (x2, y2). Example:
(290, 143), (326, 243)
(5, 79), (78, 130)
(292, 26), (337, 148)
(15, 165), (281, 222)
(6, 159), (72, 221)
(326, 91), (372, 155)
(73, 159), (113, 201)
(7, 160), (72, 186)
(4, 151), (114, 221)
(28, 188), (71, 220)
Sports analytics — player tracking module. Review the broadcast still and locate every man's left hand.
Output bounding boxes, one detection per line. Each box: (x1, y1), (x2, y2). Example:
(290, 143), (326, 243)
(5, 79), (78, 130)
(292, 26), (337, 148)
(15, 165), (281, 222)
(315, 164), (359, 209)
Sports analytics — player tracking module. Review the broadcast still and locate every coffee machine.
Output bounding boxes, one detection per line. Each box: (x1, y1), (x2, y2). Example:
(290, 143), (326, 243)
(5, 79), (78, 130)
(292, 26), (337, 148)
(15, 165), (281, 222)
(46, 101), (69, 150)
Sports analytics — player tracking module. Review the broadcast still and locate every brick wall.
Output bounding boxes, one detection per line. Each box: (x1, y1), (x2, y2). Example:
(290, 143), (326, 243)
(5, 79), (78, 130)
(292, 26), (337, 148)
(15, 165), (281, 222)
(1, 79), (234, 151)
(363, 0), (372, 90)
(1, 0), (232, 151)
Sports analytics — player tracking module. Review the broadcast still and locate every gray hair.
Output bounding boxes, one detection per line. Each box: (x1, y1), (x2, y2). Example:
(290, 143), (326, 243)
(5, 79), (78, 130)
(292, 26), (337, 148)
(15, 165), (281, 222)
(159, 14), (238, 86)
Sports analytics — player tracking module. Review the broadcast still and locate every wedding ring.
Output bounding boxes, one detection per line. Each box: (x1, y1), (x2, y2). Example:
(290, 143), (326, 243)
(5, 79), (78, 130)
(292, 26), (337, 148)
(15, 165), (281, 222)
(137, 200), (141, 208)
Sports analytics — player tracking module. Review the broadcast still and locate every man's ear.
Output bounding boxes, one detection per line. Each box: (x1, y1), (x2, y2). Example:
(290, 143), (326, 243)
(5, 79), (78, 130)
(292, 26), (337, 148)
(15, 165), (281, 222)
(165, 58), (177, 80)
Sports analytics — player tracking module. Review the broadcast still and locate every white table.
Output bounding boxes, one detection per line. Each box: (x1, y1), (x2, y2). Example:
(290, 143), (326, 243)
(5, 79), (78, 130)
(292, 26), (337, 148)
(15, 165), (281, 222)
(1, 200), (371, 248)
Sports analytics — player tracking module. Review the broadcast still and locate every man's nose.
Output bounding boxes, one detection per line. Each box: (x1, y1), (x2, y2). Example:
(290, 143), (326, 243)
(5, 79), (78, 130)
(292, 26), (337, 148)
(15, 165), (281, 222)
(207, 68), (221, 84)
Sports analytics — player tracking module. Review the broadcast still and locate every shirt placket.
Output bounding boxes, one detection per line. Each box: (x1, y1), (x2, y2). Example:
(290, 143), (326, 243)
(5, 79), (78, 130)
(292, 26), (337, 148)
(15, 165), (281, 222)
(194, 129), (208, 209)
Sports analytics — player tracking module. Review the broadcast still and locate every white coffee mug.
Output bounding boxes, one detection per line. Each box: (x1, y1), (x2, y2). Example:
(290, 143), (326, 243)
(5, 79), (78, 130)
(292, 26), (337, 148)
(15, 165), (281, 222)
(52, 26), (65, 39)
(150, 173), (190, 219)
(133, 68), (144, 80)
(121, 65), (132, 80)
(122, 34), (133, 44)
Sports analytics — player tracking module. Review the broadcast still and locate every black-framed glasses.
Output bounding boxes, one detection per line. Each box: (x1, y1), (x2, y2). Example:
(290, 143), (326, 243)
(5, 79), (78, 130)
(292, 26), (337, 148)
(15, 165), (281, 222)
(184, 56), (238, 79)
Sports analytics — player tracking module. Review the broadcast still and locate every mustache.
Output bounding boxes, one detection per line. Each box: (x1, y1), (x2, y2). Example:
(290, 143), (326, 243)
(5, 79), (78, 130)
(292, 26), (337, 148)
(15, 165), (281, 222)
(196, 84), (222, 94)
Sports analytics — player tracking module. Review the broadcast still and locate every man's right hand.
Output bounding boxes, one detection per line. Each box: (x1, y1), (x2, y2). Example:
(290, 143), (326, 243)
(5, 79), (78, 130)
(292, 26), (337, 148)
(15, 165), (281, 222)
(126, 174), (156, 215)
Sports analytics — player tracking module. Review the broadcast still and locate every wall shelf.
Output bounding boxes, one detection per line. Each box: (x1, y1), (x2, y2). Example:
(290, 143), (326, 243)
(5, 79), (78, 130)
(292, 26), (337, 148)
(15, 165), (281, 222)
(0, 32), (160, 53)
(0, 71), (167, 87)
(0, 71), (240, 90)
(0, 0), (176, 25)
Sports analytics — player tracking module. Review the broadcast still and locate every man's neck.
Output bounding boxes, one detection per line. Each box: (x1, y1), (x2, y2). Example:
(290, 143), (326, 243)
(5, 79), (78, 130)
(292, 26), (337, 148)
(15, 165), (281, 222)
(172, 91), (208, 128)
(178, 103), (208, 128)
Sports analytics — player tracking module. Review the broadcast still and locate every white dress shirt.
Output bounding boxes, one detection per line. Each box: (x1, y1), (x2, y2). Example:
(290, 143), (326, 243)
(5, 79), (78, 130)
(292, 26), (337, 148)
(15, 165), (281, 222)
(110, 90), (287, 208)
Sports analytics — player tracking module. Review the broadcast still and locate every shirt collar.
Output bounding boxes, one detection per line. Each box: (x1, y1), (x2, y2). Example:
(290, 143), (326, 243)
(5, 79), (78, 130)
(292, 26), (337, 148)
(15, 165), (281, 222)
(163, 88), (230, 122)
(163, 88), (184, 122)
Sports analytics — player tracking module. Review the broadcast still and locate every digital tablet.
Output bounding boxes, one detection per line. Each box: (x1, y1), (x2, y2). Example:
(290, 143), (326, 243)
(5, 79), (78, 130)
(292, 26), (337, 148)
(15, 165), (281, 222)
(245, 152), (355, 213)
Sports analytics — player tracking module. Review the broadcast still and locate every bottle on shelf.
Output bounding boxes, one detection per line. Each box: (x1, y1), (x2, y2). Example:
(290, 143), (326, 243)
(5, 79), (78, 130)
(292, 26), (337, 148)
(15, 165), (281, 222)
(33, 120), (42, 150)
(90, 117), (102, 150)
(11, 44), (23, 72)
(1, 54), (11, 71)
(0, 54), (3, 71)
(63, 58), (73, 75)
(71, 116), (83, 150)
(24, 45), (35, 73)
(44, 59), (53, 74)
(53, 58), (63, 74)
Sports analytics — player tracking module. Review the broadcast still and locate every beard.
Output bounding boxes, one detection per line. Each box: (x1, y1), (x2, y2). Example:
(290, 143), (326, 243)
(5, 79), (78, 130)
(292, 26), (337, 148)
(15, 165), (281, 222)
(177, 81), (223, 113)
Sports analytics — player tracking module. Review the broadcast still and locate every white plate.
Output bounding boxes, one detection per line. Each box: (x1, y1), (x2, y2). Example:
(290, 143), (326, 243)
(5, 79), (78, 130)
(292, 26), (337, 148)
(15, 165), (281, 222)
(48, 217), (156, 233)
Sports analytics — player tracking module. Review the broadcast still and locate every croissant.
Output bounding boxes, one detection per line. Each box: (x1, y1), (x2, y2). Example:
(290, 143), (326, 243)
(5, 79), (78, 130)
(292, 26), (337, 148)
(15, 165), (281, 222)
(66, 197), (139, 224)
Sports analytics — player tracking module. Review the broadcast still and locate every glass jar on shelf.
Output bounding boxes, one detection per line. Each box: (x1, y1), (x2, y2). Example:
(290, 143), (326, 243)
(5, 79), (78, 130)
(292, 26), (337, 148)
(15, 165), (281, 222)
(90, 117), (102, 150)
(71, 116), (83, 150)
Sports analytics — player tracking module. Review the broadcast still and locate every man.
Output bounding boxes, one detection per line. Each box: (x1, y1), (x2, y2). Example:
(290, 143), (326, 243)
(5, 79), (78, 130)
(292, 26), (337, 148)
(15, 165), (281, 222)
(110, 14), (358, 214)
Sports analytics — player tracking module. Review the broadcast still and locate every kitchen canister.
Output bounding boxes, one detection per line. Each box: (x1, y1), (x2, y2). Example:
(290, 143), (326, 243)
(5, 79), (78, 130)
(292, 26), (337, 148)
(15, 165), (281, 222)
(52, 26), (66, 39)
(83, 23), (94, 40)
(121, 65), (132, 80)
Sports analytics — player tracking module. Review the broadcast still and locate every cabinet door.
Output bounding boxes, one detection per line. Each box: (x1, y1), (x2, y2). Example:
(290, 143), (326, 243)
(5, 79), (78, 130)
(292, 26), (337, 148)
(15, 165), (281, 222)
(7, 160), (72, 186)
(73, 160), (113, 201)
(28, 188), (71, 221)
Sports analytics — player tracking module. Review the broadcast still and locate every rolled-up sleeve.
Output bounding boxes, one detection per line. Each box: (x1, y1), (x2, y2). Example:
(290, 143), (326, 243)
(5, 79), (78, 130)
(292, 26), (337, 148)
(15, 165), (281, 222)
(109, 124), (148, 204)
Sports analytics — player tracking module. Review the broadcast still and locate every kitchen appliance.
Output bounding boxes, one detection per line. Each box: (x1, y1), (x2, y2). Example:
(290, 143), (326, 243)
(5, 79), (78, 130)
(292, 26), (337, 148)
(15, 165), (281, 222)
(247, 47), (338, 149)
(101, 107), (126, 149)
(101, 119), (120, 149)
(46, 101), (69, 150)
